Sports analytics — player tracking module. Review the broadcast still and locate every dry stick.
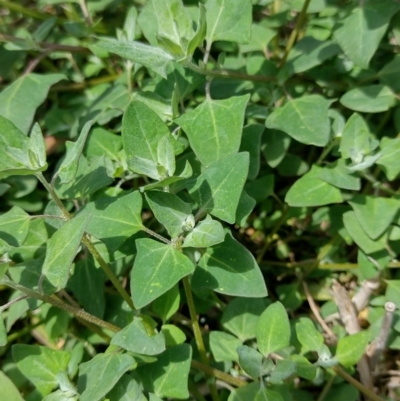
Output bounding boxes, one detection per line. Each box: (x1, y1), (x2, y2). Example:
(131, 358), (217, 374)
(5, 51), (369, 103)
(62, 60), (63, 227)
(279, 0), (312, 68)
(367, 302), (396, 371)
(332, 281), (374, 392)
(302, 281), (337, 341)
(182, 277), (221, 401)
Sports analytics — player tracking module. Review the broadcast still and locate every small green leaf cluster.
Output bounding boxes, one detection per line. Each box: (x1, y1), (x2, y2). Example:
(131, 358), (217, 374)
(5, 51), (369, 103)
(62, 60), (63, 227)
(0, 0), (400, 400)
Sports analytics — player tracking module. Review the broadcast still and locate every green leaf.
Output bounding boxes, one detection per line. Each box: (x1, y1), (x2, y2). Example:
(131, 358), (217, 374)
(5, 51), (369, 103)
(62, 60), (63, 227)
(111, 316), (166, 355)
(192, 231), (268, 297)
(55, 155), (114, 200)
(81, 191), (143, 251)
(78, 353), (135, 401)
(183, 214), (225, 248)
(0, 315), (7, 346)
(188, 152), (249, 224)
(340, 85), (396, 113)
(210, 331), (242, 362)
(161, 324), (186, 346)
(339, 113), (378, 162)
(240, 23), (276, 53)
(343, 211), (387, 254)
(131, 238), (194, 309)
(237, 345), (264, 379)
(333, 1), (400, 69)
(281, 37), (340, 77)
(269, 359), (296, 384)
(42, 213), (89, 289)
(221, 298), (268, 342)
(385, 280), (400, 307)
(317, 160), (361, 191)
(262, 130), (291, 168)
(376, 137), (400, 181)
(95, 37), (174, 78)
(136, 343), (192, 399)
(57, 120), (93, 184)
(187, 4), (207, 57)
(236, 190), (256, 227)
(12, 344), (71, 396)
(265, 95), (332, 147)
(68, 255), (105, 318)
(378, 54), (400, 92)
(28, 123), (47, 170)
(152, 284), (180, 323)
(285, 165), (343, 207)
(175, 95), (250, 167)
(0, 73), (65, 134)
(336, 332), (369, 367)
(0, 371), (24, 401)
(85, 127), (122, 161)
(256, 302), (290, 356)
(206, 0), (252, 44)
(295, 317), (324, 352)
(239, 124), (264, 180)
(291, 355), (317, 380)
(348, 195), (399, 240)
(0, 206), (31, 247)
(107, 374), (147, 401)
(145, 191), (192, 238)
(122, 100), (175, 180)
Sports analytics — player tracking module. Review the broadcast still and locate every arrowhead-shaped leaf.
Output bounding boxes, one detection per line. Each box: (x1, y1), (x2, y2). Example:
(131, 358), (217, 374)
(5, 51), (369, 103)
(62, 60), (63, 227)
(78, 353), (135, 401)
(145, 191), (192, 238)
(80, 191), (143, 251)
(0, 206), (31, 247)
(176, 95), (249, 167)
(12, 345), (70, 396)
(191, 230), (267, 297)
(42, 213), (89, 289)
(256, 302), (290, 356)
(336, 332), (369, 367)
(183, 214), (224, 248)
(111, 316), (166, 355)
(0, 73), (65, 134)
(95, 38), (174, 78)
(285, 165), (343, 207)
(206, 0), (252, 44)
(333, 1), (400, 69)
(266, 95), (332, 147)
(136, 343), (192, 399)
(348, 195), (399, 240)
(188, 152), (249, 223)
(131, 239), (194, 308)
(377, 137), (400, 181)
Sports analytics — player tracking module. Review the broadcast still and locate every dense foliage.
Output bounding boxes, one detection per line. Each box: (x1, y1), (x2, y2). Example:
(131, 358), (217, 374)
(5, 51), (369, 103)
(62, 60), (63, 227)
(1, 0), (400, 400)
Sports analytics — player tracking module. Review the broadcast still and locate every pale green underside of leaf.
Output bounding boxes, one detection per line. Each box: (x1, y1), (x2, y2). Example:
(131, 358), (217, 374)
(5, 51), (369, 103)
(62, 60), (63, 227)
(95, 37), (174, 78)
(0, 73), (65, 134)
(42, 213), (89, 289)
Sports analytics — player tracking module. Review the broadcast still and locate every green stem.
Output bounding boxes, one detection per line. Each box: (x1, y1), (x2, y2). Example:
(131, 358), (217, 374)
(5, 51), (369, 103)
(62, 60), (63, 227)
(316, 138), (339, 165)
(82, 235), (135, 310)
(182, 277), (220, 401)
(7, 321), (44, 343)
(1, 277), (120, 333)
(279, 0), (311, 68)
(316, 372), (336, 401)
(333, 366), (385, 401)
(191, 360), (247, 388)
(183, 61), (275, 83)
(141, 226), (171, 244)
(36, 173), (135, 311)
